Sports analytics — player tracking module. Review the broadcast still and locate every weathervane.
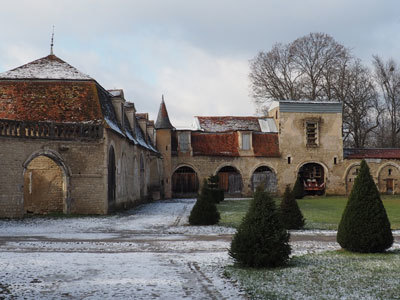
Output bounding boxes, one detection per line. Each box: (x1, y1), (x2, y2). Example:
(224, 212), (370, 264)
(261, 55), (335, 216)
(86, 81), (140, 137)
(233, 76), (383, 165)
(50, 25), (55, 55)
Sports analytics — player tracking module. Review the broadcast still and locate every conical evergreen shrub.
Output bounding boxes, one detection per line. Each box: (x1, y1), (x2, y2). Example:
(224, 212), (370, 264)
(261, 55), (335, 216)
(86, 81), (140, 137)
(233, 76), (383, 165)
(229, 187), (291, 268)
(207, 175), (224, 203)
(189, 180), (220, 225)
(337, 160), (393, 253)
(280, 185), (305, 229)
(292, 176), (304, 199)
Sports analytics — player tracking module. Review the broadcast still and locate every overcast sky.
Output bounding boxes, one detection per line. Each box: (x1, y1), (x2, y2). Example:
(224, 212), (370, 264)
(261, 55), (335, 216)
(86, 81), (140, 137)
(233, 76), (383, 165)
(1, 0), (399, 127)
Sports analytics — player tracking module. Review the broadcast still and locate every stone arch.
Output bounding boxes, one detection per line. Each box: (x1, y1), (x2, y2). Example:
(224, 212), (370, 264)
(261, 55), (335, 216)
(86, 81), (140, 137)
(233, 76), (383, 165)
(344, 162), (361, 195)
(172, 165), (199, 196)
(23, 149), (71, 214)
(108, 145), (116, 211)
(250, 165), (277, 194)
(377, 162), (400, 194)
(216, 165), (242, 194)
(297, 161), (327, 195)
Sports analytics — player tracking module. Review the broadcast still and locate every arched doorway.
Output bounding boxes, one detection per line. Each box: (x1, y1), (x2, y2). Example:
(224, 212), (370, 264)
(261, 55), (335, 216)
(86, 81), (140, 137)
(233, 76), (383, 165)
(298, 163), (325, 195)
(378, 164), (400, 194)
(108, 146), (116, 210)
(345, 164), (360, 195)
(217, 166), (242, 194)
(251, 166), (277, 193)
(23, 155), (66, 214)
(172, 166), (199, 196)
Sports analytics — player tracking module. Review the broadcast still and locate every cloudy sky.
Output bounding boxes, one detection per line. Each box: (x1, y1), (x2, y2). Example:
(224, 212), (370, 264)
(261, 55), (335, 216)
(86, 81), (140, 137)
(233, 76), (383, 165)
(1, 0), (399, 127)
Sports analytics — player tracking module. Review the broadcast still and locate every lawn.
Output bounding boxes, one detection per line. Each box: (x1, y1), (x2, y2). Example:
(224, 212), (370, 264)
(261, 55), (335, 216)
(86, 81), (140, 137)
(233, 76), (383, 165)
(218, 195), (400, 230)
(224, 250), (400, 300)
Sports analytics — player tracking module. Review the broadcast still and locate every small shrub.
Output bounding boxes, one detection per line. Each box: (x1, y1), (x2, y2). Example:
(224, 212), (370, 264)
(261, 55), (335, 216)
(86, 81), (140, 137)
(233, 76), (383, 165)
(207, 175), (224, 203)
(337, 160), (393, 253)
(280, 185), (305, 229)
(292, 176), (304, 199)
(189, 180), (220, 225)
(229, 187), (291, 268)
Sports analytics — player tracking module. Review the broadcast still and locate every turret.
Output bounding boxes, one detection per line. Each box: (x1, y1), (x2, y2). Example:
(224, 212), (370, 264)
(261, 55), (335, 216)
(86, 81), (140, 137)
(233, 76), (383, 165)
(155, 96), (174, 198)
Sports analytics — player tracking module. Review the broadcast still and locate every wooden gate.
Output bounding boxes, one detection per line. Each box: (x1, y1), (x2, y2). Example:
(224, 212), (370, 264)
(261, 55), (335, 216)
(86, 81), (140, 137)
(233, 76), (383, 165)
(386, 179), (394, 194)
(218, 167), (242, 194)
(172, 167), (199, 195)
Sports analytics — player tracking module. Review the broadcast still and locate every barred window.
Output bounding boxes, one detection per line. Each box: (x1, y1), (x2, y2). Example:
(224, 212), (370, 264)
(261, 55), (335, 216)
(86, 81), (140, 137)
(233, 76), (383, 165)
(306, 121), (318, 146)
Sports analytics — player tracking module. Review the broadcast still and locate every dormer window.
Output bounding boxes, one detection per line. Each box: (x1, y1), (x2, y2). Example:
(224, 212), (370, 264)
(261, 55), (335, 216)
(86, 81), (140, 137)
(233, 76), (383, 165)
(306, 121), (318, 147)
(178, 131), (190, 152)
(241, 132), (251, 150)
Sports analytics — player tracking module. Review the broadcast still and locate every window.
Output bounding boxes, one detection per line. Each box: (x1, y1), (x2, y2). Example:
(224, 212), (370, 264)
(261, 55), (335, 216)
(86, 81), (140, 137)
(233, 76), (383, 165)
(306, 121), (318, 146)
(241, 133), (251, 150)
(334, 157), (337, 165)
(288, 156), (291, 164)
(389, 168), (392, 176)
(179, 132), (190, 152)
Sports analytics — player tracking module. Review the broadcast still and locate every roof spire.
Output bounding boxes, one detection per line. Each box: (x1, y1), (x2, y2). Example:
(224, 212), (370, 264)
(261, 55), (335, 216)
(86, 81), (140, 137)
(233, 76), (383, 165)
(155, 95), (174, 129)
(50, 25), (55, 55)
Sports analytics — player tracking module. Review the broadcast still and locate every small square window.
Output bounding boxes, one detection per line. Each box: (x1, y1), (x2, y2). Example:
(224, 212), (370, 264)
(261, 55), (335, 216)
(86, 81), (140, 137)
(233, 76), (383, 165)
(288, 156), (291, 164)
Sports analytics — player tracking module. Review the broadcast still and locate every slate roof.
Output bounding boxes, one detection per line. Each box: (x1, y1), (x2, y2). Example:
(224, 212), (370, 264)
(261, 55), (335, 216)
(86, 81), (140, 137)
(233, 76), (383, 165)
(155, 99), (174, 129)
(0, 55), (92, 80)
(195, 116), (277, 132)
(344, 148), (400, 159)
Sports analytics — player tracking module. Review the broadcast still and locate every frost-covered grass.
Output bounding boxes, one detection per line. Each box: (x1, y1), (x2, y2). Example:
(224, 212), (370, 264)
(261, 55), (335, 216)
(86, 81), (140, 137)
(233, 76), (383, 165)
(225, 250), (400, 300)
(218, 195), (400, 230)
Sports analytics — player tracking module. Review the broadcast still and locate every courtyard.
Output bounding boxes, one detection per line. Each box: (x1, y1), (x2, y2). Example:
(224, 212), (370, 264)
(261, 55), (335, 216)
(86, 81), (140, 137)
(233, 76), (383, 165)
(0, 198), (400, 299)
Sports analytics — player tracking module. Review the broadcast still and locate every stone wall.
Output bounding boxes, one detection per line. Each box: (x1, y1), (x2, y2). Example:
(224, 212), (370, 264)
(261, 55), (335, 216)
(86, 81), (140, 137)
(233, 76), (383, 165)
(0, 136), (106, 218)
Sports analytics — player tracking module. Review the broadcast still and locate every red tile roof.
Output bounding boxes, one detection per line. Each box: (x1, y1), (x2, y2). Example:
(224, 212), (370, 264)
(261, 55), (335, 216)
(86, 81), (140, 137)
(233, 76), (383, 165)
(191, 132), (280, 157)
(253, 133), (280, 157)
(196, 116), (261, 132)
(0, 81), (103, 123)
(344, 148), (400, 159)
(191, 132), (239, 156)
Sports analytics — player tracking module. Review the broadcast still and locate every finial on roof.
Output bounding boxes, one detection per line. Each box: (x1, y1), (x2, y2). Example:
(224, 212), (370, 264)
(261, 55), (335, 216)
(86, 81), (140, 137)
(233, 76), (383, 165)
(162, 94), (165, 102)
(50, 25), (55, 55)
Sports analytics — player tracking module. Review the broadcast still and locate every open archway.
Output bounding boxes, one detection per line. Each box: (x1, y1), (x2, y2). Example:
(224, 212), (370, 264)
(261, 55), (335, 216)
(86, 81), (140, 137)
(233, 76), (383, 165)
(298, 163), (325, 195)
(217, 166), (242, 194)
(251, 166), (277, 193)
(23, 155), (67, 214)
(172, 166), (199, 196)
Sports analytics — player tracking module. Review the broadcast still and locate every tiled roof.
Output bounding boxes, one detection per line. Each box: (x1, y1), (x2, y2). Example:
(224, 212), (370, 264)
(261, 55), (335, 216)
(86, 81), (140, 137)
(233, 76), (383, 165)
(191, 132), (239, 156)
(155, 99), (173, 129)
(253, 133), (280, 157)
(344, 148), (400, 159)
(191, 132), (280, 157)
(0, 55), (92, 80)
(196, 116), (260, 132)
(0, 80), (103, 123)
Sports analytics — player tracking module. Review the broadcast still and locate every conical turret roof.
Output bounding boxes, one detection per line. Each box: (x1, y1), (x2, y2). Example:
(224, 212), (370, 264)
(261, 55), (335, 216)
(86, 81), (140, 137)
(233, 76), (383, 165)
(155, 97), (174, 129)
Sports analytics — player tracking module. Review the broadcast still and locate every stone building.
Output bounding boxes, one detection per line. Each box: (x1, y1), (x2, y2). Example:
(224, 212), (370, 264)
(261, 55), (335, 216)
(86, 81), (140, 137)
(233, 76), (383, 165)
(0, 54), (161, 218)
(157, 100), (400, 197)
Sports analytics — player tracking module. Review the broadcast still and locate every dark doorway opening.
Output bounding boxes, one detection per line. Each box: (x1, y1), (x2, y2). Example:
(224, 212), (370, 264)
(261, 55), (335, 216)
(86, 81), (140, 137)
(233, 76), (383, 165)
(217, 166), (242, 195)
(251, 166), (277, 193)
(108, 146), (116, 211)
(172, 166), (199, 196)
(298, 163), (325, 195)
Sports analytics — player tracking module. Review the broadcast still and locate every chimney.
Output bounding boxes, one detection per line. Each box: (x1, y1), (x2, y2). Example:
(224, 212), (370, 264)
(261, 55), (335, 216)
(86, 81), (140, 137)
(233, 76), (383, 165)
(137, 113), (148, 142)
(147, 120), (155, 144)
(109, 89), (125, 127)
(124, 102), (136, 132)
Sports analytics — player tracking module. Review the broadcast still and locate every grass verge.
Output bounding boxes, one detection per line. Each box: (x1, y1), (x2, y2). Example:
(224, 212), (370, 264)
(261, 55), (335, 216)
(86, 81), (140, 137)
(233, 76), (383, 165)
(225, 250), (400, 300)
(217, 195), (400, 230)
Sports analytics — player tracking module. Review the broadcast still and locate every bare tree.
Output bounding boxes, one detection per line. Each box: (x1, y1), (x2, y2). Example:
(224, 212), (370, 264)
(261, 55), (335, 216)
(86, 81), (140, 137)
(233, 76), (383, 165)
(337, 59), (381, 148)
(373, 56), (400, 147)
(249, 32), (351, 106)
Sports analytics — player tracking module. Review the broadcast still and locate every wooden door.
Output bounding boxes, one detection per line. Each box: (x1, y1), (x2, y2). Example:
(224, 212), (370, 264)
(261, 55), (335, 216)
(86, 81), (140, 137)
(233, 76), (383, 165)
(386, 179), (394, 194)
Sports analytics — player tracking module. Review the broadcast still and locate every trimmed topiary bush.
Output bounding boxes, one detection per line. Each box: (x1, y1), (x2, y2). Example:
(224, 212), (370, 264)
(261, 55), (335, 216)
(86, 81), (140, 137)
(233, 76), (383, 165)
(337, 160), (393, 253)
(292, 176), (304, 199)
(189, 180), (220, 225)
(280, 185), (305, 229)
(229, 187), (291, 268)
(207, 175), (224, 203)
